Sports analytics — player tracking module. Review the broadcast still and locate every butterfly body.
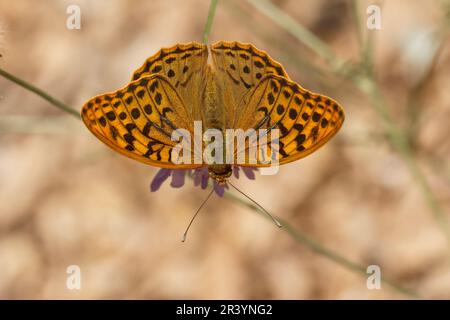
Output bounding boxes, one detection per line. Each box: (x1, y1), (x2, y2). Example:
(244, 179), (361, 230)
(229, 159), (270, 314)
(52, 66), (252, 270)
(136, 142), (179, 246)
(81, 41), (344, 174)
(208, 164), (233, 183)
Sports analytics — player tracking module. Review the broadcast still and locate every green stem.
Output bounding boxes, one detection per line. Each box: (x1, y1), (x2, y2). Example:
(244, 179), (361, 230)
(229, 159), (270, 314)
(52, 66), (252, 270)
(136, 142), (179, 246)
(202, 0), (219, 44)
(350, 0), (372, 71)
(350, 0), (364, 51)
(224, 190), (420, 298)
(0, 67), (80, 118)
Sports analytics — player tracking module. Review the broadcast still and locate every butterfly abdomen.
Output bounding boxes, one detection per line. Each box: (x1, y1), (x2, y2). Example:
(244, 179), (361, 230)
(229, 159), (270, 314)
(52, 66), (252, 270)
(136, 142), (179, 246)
(208, 164), (232, 183)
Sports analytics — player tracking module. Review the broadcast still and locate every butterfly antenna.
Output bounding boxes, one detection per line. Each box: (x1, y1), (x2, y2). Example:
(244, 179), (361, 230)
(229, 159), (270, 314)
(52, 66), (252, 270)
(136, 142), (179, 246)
(182, 187), (215, 242)
(228, 181), (282, 228)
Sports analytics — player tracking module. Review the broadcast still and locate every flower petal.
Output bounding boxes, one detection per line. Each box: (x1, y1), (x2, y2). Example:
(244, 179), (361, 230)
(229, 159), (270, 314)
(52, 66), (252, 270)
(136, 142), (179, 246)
(242, 167), (256, 180)
(233, 166), (240, 179)
(213, 182), (226, 197)
(201, 174), (209, 189)
(150, 169), (172, 192)
(170, 170), (186, 188)
(193, 167), (209, 189)
(194, 171), (202, 187)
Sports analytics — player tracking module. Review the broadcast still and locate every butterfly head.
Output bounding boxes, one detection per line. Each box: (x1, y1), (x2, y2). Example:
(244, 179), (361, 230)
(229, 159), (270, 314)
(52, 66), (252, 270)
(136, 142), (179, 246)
(208, 164), (232, 184)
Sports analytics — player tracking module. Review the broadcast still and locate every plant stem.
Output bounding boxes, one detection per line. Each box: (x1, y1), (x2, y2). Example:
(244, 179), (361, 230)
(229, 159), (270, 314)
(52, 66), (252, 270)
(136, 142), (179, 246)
(0, 67), (80, 118)
(202, 0), (219, 44)
(350, 0), (373, 71)
(350, 0), (364, 51)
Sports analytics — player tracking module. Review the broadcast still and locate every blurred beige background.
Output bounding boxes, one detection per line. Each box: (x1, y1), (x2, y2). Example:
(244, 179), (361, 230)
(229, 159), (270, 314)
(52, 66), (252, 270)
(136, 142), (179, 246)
(1, 0), (450, 299)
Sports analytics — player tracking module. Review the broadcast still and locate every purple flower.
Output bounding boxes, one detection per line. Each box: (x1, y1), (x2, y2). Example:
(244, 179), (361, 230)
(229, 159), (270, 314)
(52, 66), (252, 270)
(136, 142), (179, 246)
(233, 166), (256, 180)
(213, 181), (228, 197)
(150, 169), (172, 192)
(170, 170), (185, 188)
(150, 166), (257, 197)
(193, 167), (209, 189)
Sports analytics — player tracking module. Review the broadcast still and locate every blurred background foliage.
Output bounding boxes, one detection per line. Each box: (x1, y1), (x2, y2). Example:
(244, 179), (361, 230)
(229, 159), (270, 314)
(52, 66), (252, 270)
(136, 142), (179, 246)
(0, 0), (450, 299)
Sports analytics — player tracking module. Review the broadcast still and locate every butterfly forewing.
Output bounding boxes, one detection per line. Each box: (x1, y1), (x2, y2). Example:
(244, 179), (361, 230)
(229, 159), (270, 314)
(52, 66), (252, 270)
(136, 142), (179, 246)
(81, 75), (201, 169)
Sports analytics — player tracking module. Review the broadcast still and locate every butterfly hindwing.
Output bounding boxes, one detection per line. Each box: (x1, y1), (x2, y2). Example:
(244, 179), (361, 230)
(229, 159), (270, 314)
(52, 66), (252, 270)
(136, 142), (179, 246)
(235, 75), (344, 166)
(81, 74), (201, 169)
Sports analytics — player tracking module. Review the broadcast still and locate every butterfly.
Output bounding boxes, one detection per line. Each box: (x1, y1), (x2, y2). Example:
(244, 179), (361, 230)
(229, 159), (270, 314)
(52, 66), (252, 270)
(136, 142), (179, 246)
(81, 41), (345, 184)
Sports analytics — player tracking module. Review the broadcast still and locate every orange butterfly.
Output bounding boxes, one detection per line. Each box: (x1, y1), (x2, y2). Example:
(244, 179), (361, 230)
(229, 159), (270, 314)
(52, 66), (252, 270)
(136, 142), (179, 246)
(81, 41), (344, 238)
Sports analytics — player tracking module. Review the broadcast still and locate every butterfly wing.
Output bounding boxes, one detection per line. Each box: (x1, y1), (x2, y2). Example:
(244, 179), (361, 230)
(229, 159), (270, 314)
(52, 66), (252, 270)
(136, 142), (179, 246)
(210, 41), (289, 127)
(131, 42), (208, 122)
(81, 74), (202, 169)
(235, 75), (344, 166)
